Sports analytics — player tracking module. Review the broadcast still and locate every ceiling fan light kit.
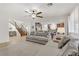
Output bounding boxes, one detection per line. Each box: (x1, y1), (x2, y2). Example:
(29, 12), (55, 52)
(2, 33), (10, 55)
(25, 9), (43, 19)
(32, 13), (36, 18)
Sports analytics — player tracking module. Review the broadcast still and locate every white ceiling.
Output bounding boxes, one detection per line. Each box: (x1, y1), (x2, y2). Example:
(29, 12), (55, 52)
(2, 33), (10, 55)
(0, 3), (77, 21)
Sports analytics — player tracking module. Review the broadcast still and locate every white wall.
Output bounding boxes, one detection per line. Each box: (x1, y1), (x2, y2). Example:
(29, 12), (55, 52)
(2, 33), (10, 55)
(41, 16), (66, 24)
(0, 4), (9, 43)
(0, 16), (9, 43)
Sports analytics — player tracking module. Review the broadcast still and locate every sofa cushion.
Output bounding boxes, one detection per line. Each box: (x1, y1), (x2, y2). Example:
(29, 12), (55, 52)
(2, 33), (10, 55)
(36, 32), (48, 37)
(58, 36), (70, 49)
(30, 31), (48, 37)
(27, 35), (48, 41)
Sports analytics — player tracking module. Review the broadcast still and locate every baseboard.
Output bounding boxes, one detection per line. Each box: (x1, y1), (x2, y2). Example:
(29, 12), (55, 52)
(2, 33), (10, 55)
(0, 41), (10, 48)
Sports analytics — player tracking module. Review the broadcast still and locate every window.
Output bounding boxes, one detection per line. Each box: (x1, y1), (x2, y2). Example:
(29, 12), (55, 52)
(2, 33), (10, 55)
(68, 8), (79, 34)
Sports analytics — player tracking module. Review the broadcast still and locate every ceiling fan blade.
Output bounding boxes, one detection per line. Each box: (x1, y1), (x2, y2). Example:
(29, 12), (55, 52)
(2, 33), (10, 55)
(25, 11), (32, 16)
(36, 12), (42, 15)
(25, 11), (32, 14)
(37, 16), (43, 18)
(25, 10), (29, 13)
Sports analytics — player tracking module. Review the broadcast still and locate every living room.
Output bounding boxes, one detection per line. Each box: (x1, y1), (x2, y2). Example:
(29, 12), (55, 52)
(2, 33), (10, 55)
(0, 3), (79, 56)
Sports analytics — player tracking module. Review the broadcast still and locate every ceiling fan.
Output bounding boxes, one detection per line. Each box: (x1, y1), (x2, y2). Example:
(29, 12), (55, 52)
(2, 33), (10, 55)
(25, 9), (43, 19)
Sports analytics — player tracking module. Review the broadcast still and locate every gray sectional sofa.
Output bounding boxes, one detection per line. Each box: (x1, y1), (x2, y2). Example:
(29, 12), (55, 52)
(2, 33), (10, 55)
(26, 31), (48, 45)
(26, 35), (48, 45)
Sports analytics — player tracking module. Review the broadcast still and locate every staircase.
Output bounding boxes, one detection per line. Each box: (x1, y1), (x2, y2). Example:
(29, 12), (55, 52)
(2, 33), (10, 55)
(9, 20), (27, 36)
(15, 22), (27, 36)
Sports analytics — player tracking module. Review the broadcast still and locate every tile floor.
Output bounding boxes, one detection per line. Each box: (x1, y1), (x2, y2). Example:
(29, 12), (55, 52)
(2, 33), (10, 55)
(0, 36), (62, 56)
